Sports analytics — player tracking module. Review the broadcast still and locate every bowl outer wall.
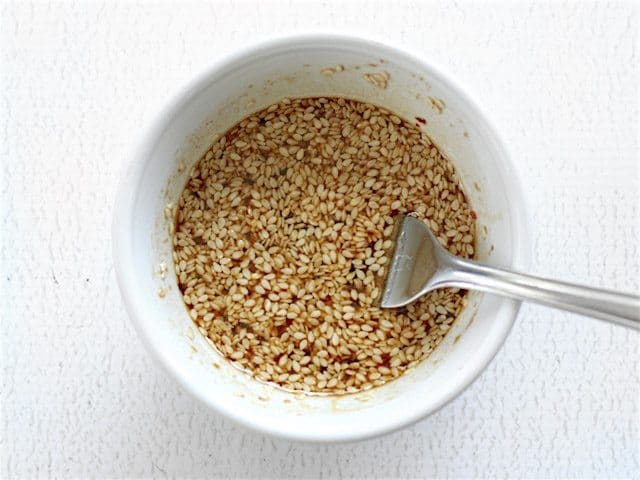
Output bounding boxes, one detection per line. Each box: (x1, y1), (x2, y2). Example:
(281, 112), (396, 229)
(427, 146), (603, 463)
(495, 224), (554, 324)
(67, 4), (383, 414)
(112, 33), (531, 442)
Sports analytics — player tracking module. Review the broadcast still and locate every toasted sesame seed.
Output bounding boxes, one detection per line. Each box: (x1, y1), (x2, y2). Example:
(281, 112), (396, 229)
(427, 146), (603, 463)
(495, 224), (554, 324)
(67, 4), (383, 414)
(173, 97), (475, 395)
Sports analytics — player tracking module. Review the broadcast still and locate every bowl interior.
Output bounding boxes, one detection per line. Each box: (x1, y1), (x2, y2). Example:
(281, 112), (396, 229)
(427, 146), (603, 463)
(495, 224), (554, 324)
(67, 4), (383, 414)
(115, 36), (527, 441)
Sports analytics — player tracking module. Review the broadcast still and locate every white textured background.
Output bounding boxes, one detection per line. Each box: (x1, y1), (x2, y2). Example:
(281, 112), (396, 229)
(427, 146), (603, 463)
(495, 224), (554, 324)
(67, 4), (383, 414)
(1, 1), (639, 478)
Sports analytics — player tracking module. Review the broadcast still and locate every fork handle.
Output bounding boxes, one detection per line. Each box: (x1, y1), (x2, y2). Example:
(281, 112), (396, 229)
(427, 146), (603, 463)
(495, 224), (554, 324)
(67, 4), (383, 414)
(439, 257), (640, 330)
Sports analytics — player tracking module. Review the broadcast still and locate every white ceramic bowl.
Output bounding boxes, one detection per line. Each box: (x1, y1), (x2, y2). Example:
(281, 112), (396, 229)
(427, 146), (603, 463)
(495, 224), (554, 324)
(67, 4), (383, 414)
(113, 34), (529, 442)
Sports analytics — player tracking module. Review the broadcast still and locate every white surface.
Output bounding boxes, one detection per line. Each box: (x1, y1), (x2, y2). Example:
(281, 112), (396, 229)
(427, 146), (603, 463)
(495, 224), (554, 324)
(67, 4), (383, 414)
(1, 0), (638, 477)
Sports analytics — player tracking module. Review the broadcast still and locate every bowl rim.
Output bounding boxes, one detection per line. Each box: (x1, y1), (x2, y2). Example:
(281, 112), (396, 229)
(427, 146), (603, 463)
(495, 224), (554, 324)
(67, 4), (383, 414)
(112, 33), (531, 442)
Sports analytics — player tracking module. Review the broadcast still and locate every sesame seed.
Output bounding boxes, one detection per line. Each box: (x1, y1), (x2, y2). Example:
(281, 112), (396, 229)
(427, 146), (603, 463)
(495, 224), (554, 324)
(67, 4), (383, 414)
(173, 97), (475, 395)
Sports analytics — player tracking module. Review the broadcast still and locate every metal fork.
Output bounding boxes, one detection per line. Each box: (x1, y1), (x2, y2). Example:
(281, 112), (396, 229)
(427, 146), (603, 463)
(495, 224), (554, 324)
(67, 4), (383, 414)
(379, 216), (640, 330)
